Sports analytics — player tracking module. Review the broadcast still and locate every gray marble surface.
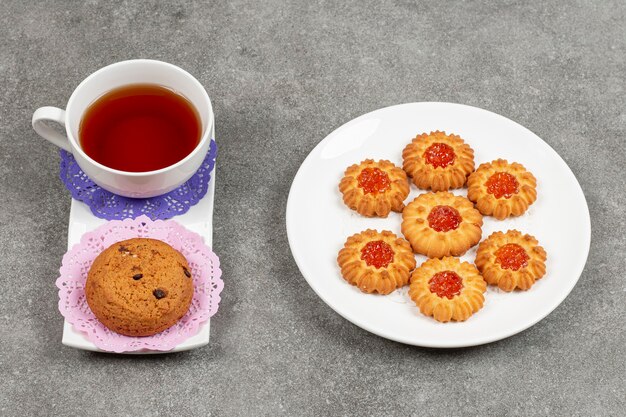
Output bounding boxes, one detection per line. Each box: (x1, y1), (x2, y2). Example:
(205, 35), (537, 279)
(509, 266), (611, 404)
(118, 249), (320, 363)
(1, 0), (624, 416)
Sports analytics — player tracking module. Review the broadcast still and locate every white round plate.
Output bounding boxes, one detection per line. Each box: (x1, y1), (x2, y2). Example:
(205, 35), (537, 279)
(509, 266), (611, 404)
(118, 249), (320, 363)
(286, 102), (590, 348)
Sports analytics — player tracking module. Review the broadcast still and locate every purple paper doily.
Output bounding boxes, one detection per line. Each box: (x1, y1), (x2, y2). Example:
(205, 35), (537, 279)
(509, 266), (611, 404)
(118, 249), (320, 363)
(59, 140), (217, 221)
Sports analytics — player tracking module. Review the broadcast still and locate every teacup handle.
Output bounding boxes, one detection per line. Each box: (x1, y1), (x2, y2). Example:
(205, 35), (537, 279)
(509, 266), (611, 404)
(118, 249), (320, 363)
(32, 106), (72, 153)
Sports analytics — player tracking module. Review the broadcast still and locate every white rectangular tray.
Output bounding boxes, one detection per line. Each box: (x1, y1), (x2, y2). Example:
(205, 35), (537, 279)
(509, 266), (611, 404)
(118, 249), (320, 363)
(61, 169), (216, 354)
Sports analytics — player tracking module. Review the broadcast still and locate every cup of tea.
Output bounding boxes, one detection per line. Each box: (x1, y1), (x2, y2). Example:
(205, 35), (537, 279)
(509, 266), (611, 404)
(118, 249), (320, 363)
(32, 59), (214, 198)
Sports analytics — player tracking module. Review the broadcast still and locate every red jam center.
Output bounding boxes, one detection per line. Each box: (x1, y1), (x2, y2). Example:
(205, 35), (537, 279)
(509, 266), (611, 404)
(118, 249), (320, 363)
(429, 271), (463, 299)
(495, 243), (529, 271)
(427, 205), (462, 232)
(357, 168), (391, 194)
(360, 240), (395, 269)
(485, 172), (519, 199)
(423, 143), (456, 168)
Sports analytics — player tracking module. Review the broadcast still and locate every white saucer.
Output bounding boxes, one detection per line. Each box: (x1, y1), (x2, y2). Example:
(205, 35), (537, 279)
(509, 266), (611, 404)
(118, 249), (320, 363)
(61, 165), (216, 354)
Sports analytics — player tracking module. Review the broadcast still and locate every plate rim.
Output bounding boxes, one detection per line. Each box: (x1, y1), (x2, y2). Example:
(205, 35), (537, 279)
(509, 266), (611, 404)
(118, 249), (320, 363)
(286, 101), (591, 348)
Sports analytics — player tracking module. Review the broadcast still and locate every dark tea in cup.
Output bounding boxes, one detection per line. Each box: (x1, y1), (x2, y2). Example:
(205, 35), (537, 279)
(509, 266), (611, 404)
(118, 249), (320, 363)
(79, 84), (201, 172)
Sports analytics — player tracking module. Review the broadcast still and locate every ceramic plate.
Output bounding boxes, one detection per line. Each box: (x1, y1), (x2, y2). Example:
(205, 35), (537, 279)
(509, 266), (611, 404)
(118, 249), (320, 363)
(62, 165), (216, 354)
(286, 102), (590, 348)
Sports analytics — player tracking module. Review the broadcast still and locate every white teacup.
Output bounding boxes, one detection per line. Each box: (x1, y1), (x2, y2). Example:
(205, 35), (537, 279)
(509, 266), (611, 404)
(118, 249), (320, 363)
(32, 59), (214, 198)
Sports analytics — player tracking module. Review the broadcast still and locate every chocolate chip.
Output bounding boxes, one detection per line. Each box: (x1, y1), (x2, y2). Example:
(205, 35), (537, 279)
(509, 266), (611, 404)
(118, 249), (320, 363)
(183, 267), (191, 278)
(132, 274), (143, 280)
(118, 246), (128, 252)
(153, 289), (166, 299)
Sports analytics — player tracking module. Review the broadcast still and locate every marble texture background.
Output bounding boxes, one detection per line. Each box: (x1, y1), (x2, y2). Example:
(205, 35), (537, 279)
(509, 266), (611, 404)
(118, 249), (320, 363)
(0, 0), (624, 415)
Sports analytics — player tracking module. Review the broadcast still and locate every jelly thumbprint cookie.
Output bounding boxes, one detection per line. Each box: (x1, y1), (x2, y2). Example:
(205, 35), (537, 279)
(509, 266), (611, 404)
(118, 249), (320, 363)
(467, 159), (537, 220)
(401, 192), (483, 258)
(337, 229), (416, 295)
(339, 159), (410, 217)
(402, 131), (475, 191)
(475, 230), (547, 291)
(409, 257), (487, 322)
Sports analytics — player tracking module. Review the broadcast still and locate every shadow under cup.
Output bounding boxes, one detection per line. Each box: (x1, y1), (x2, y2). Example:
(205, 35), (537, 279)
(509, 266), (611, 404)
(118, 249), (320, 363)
(65, 60), (213, 198)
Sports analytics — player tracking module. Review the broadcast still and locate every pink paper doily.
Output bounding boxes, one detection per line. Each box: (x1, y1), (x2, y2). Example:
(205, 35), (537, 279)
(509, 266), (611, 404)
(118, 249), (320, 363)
(56, 215), (223, 353)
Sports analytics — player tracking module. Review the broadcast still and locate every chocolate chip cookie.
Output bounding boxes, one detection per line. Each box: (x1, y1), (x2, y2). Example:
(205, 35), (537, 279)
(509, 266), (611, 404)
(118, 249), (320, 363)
(85, 238), (194, 337)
